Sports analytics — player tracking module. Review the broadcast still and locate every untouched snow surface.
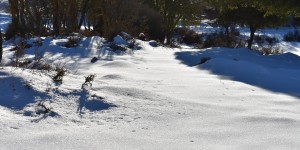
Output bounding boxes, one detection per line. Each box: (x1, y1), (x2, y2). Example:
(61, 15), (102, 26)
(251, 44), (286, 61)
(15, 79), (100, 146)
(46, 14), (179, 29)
(1, 35), (300, 149)
(0, 12), (10, 32)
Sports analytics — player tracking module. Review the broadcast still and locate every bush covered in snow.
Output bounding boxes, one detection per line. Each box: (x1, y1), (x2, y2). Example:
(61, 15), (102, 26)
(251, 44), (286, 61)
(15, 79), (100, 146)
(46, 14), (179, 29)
(64, 36), (82, 48)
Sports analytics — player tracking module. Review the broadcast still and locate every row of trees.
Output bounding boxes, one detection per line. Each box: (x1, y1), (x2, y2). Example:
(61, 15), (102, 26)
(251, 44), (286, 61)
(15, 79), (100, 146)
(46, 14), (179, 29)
(6, 0), (203, 44)
(207, 0), (300, 48)
(5, 0), (300, 47)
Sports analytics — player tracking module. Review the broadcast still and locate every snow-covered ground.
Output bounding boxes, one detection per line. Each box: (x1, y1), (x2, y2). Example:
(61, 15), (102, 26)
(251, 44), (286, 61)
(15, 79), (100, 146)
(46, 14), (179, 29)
(0, 0), (8, 13)
(1, 35), (300, 149)
(0, 12), (10, 33)
(1, 13), (300, 149)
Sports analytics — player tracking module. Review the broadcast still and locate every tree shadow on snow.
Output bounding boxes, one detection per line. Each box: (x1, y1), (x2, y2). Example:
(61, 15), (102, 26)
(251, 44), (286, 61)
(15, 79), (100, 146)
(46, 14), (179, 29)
(0, 72), (47, 110)
(175, 47), (300, 98)
(76, 90), (116, 114)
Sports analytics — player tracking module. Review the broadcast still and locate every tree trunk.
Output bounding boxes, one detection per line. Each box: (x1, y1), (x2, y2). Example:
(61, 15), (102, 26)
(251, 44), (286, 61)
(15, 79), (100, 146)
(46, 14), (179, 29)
(166, 31), (172, 45)
(32, 0), (41, 35)
(248, 25), (257, 49)
(52, 0), (60, 36)
(9, 0), (19, 36)
(25, 0), (34, 31)
(19, 0), (26, 36)
(78, 0), (90, 30)
(66, 0), (78, 33)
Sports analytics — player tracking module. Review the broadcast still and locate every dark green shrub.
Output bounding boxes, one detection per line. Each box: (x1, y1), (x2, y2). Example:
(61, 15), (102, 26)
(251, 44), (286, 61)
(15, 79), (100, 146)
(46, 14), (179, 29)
(173, 28), (202, 45)
(202, 32), (246, 48)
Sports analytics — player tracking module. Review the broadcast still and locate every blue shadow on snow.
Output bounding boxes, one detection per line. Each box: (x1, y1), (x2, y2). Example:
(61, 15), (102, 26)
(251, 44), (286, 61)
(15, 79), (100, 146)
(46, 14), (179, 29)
(175, 47), (300, 98)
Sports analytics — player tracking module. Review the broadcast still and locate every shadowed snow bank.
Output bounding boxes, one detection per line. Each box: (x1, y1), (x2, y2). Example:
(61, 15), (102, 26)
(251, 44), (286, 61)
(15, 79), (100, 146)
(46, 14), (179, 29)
(175, 48), (300, 98)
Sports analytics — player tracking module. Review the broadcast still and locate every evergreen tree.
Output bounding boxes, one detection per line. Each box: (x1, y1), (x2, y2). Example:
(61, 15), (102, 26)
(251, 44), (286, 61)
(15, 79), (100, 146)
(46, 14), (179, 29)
(209, 0), (289, 49)
(145, 0), (203, 45)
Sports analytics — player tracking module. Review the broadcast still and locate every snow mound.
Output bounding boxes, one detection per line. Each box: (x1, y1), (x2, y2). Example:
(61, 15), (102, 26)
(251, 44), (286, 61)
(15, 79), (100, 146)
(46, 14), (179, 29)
(175, 48), (300, 98)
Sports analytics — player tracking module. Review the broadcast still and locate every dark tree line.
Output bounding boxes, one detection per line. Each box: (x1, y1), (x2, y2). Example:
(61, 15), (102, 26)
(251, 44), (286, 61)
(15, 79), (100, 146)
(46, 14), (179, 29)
(206, 0), (300, 48)
(4, 0), (300, 48)
(6, 0), (204, 43)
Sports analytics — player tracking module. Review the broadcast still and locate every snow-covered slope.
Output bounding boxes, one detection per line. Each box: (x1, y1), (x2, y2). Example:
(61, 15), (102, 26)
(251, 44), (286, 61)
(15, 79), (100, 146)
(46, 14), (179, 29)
(0, 0), (8, 14)
(1, 36), (300, 149)
(0, 12), (10, 32)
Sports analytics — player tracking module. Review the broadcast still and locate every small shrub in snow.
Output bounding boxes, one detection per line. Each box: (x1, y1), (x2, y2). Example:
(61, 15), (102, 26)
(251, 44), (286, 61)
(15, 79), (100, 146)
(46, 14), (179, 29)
(18, 59), (32, 68)
(13, 41), (27, 67)
(36, 101), (53, 115)
(82, 74), (96, 89)
(64, 36), (81, 48)
(30, 59), (52, 72)
(260, 46), (283, 55)
(52, 66), (67, 84)
(283, 30), (300, 42)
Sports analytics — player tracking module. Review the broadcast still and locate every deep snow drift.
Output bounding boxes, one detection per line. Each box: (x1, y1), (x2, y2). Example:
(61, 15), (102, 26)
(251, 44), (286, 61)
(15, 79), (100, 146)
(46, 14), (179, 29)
(1, 34), (300, 149)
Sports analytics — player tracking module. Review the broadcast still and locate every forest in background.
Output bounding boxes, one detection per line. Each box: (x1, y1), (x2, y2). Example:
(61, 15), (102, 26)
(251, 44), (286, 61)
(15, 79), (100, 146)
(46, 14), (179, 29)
(3, 0), (300, 46)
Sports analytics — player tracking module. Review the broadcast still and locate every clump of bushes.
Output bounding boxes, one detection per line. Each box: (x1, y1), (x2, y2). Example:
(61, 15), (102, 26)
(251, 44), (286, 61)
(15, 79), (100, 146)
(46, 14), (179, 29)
(253, 45), (283, 55)
(29, 58), (52, 71)
(64, 36), (82, 48)
(183, 30), (202, 45)
(254, 35), (279, 46)
(202, 31), (246, 48)
(174, 28), (202, 45)
(52, 66), (67, 84)
(259, 46), (283, 55)
(283, 30), (300, 42)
